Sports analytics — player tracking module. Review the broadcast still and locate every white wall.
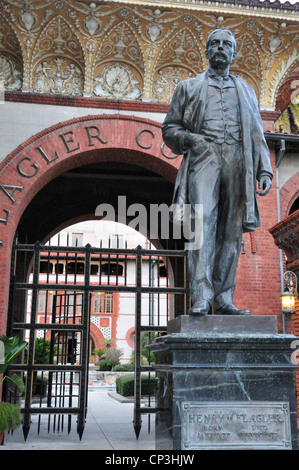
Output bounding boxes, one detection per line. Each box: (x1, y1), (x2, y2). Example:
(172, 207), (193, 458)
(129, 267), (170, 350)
(278, 153), (299, 189)
(0, 101), (165, 162)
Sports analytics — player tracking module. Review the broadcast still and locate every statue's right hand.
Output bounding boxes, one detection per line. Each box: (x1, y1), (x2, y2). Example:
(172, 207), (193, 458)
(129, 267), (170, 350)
(184, 133), (207, 149)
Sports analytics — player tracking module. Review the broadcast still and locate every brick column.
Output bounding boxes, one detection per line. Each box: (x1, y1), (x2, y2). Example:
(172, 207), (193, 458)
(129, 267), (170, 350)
(270, 209), (299, 412)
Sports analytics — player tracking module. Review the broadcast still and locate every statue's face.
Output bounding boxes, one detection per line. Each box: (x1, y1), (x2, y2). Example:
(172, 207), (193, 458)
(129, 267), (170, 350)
(205, 31), (236, 68)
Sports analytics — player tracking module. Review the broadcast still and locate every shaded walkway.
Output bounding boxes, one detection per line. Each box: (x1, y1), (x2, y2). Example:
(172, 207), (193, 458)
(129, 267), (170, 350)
(1, 389), (155, 451)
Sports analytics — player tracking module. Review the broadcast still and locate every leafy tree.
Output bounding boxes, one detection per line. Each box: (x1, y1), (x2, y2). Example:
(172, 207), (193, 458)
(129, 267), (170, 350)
(141, 332), (159, 364)
(24, 337), (56, 364)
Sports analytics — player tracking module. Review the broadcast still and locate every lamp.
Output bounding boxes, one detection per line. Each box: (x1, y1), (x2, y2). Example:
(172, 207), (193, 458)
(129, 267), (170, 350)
(281, 271), (298, 316)
(281, 288), (296, 314)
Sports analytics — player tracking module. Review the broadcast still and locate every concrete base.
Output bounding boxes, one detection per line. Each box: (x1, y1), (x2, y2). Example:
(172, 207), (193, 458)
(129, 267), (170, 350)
(148, 315), (299, 450)
(168, 314), (278, 334)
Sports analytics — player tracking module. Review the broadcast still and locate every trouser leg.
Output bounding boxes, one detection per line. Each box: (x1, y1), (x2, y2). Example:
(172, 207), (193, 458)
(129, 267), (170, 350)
(187, 142), (220, 308)
(213, 142), (244, 311)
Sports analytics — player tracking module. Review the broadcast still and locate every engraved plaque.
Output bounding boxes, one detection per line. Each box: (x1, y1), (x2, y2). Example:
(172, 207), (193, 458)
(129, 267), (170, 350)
(181, 402), (292, 450)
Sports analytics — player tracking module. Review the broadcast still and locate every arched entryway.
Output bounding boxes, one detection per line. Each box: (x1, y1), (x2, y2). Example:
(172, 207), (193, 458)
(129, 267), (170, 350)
(0, 114), (182, 334)
(0, 114), (188, 441)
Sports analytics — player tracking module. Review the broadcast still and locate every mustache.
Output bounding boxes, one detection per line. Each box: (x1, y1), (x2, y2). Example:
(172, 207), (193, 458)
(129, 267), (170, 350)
(212, 51), (228, 59)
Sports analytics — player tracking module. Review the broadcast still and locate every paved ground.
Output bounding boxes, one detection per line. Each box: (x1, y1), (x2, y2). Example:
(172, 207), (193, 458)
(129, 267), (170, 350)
(0, 388), (155, 451)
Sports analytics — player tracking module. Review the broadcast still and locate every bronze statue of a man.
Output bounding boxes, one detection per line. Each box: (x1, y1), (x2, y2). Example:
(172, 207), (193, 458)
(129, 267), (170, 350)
(162, 29), (273, 316)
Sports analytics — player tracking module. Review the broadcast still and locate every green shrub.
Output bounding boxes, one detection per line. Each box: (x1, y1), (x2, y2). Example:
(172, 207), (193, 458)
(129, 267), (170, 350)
(0, 403), (21, 431)
(130, 352), (148, 365)
(33, 375), (48, 396)
(24, 338), (54, 365)
(116, 374), (156, 397)
(97, 360), (112, 371)
(97, 348), (124, 370)
(112, 363), (134, 372)
(103, 348), (123, 367)
(93, 348), (105, 360)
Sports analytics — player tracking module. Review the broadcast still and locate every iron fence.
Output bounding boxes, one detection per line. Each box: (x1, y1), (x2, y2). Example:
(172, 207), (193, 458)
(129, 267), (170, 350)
(5, 239), (189, 440)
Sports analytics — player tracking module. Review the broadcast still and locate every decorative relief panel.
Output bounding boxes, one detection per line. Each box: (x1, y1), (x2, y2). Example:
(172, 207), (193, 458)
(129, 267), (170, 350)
(92, 21), (144, 99)
(0, 15), (23, 90)
(34, 57), (83, 95)
(155, 28), (203, 71)
(230, 33), (261, 99)
(31, 16), (84, 94)
(152, 27), (203, 102)
(0, 53), (22, 90)
(91, 316), (111, 339)
(152, 66), (195, 103)
(95, 22), (143, 69)
(93, 63), (142, 100)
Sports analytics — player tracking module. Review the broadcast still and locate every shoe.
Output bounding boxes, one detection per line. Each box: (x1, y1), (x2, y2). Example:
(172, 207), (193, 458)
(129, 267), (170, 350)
(215, 304), (251, 316)
(189, 300), (210, 316)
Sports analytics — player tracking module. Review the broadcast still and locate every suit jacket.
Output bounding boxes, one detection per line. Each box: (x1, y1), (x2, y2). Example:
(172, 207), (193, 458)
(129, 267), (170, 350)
(162, 72), (273, 233)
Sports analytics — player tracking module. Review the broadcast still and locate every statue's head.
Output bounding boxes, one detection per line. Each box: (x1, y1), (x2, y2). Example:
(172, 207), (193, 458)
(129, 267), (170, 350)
(205, 29), (237, 68)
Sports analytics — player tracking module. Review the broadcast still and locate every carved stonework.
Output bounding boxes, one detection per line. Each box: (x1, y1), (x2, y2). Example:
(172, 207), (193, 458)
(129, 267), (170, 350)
(0, 13), (23, 90)
(155, 28), (203, 72)
(153, 66), (195, 103)
(31, 16), (84, 91)
(33, 57), (83, 95)
(93, 63), (142, 100)
(230, 33), (261, 99)
(0, 53), (22, 90)
(92, 21), (144, 99)
(152, 27), (202, 102)
(94, 22), (144, 72)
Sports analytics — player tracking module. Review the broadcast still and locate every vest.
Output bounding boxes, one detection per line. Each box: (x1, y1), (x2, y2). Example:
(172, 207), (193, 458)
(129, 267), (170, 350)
(201, 74), (241, 144)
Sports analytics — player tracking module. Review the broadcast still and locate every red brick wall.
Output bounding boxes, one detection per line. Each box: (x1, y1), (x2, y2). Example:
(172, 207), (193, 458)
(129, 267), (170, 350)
(293, 300), (299, 414)
(234, 148), (282, 322)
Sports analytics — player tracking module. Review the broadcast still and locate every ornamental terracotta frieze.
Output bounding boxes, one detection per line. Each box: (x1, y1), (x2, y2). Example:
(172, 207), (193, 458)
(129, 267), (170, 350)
(0, 0), (298, 109)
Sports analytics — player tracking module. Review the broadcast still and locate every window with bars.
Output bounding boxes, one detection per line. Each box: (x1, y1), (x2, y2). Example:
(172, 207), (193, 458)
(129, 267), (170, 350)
(66, 291), (83, 314)
(37, 290), (54, 313)
(100, 262), (123, 276)
(93, 292), (114, 314)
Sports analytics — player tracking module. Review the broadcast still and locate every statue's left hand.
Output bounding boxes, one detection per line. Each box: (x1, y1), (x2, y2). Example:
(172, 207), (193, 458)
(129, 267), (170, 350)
(256, 175), (272, 196)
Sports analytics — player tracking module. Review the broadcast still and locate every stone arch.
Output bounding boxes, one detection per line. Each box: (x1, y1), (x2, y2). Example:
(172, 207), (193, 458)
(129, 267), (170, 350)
(275, 62), (299, 113)
(0, 114), (181, 332)
(280, 172), (299, 219)
(270, 48), (299, 111)
(90, 321), (106, 351)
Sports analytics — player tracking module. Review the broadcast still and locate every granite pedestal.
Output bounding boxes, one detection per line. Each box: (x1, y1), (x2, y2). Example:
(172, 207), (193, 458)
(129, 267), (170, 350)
(148, 315), (299, 450)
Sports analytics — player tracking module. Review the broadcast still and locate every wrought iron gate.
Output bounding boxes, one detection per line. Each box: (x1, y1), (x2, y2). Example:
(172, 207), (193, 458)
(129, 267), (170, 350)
(5, 239), (189, 441)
